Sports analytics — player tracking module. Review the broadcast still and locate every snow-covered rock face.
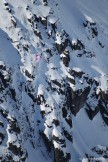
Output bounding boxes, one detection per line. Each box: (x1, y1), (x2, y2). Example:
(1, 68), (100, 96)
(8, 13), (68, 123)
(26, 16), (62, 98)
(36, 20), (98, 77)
(0, 0), (108, 161)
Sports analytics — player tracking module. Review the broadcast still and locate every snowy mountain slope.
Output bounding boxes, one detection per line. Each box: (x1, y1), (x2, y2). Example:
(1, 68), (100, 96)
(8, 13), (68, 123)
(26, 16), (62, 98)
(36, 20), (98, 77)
(0, 0), (108, 161)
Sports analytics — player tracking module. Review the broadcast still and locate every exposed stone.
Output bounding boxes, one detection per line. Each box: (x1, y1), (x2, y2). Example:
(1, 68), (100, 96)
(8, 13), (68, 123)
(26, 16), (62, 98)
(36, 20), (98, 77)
(65, 118), (72, 128)
(72, 39), (85, 50)
(53, 119), (60, 126)
(54, 148), (71, 162)
(41, 110), (46, 118)
(56, 43), (63, 54)
(83, 20), (96, 27)
(0, 71), (9, 88)
(23, 44), (29, 52)
(91, 27), (98, 37)
(52, 80), (61, 87)
(63, 129), (73, 142)
(8, 118), (21, 134)
(71, 86), (90, 115)
(28, 92), (36, 102)
(69, 69), (84, 78)
(25, 70), (34, 79)
(11, 19), (17, 28)
(100, 91), (108, 102)
(10, 88), (16, 101)
(67, 76), (75, 85)
(39, 131), (52, 152)
(36, 94), (45, 105)
(40, 17), (47, 27)
(0, 133), (5, 144)
(56, 39), (69, 54)
(8, 143), (23, 156)
(62, 107), (67, 118)
(43, 0), (48, 6)
(53, 135), (66, 147)
(0, 122), (4, 127)
(0, 109), (8, 118)
(62, 51), (70, 67)
(51, 23), (57, 33)
(34, 30), (42, 39)
(99, 100), (108, 125)
(86, 103), (100, 120)
(99, 41), (104, 48)
(0, 64), (6, 70)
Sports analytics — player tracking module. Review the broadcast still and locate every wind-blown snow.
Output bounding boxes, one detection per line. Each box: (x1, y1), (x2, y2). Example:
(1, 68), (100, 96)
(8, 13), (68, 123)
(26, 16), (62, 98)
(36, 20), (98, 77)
(0, 0), (108, 161)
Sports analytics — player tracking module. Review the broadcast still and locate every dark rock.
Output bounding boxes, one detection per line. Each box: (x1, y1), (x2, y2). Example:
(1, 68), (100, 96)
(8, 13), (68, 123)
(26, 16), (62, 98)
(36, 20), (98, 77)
(25, 70), (34, 79)
(37, 120), (41, 124)
(83, 20), (98, 38)
(8, 143), (23, 156)
(0, 64), (6, 70)
(10, 88), (16, 101)
(37, 95), (45, 105)
(99, 100), (108, 125)
(4, 1), (8, 6)
(72, 39), (85, 50)
(54, 148), (71, 162)
(53, 135), (65, 147)
(67, 76), (75, 85)
(62, 51), (70, 67)
(27, 18), (32, 24)
(91, 27), (98, 36)
(0, 122), (4, 127)
(84, 20), (96, 27)
(65, 86), (73, 110)
(41, 110), (46, 118)
(92, 146), (108, 159)
(11, 19), (17, 28)
(69, 69), (84, 78)
(34, 14), (40, 22)
(8, 118), (20, 134)
(0, 133), (5, 143)
(26, 5), (29, 10)
(52, 80), (61, 87)
(62, 107), (67, 118)
(0, 109), (8, 118)
(23, 44), (29, 52)
(40, 17), (47, 27)
(62, 39), (69, 52)
(56, 39), (69, 54)
(6, 7), (11, 13)
(56, 43), (63, 54)
(34, 30), (42, 39)
(0, 71), (9, 87)
(99, 41), (104, 48)
(100, 91), (108, 102)
(63, 129), (73, 142)
(53, 119), (60, 126)
(86, 103), (100, 120)
(43, 0), (48, 6)
(51, 23), (57, 33)
(28, 92), (36, 102)
(46, 48), (53, 56)
(71, 86), (90, 115)
(39, 131), (52, 152)
(65, 118), (72, 128)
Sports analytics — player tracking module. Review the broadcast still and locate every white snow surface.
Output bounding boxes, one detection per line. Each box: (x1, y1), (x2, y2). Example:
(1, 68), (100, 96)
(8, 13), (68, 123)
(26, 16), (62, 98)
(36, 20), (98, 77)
(0, 0), (108, 162)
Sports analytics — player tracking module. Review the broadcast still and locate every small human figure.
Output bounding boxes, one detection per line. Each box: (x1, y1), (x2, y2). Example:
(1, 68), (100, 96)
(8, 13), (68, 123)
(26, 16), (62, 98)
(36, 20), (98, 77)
(36, 54), (42, 61)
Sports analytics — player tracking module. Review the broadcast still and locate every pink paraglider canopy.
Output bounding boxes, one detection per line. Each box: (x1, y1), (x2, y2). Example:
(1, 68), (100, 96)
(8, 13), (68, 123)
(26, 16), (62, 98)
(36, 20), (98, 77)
(36, 54), (42, 61)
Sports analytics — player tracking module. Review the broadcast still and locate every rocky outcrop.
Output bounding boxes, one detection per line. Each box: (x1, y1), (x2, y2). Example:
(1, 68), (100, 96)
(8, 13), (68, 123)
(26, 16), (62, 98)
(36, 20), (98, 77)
(69, 86), (90, 115)
(0, 0), (108, 162)
(54, 148), (71, 162)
